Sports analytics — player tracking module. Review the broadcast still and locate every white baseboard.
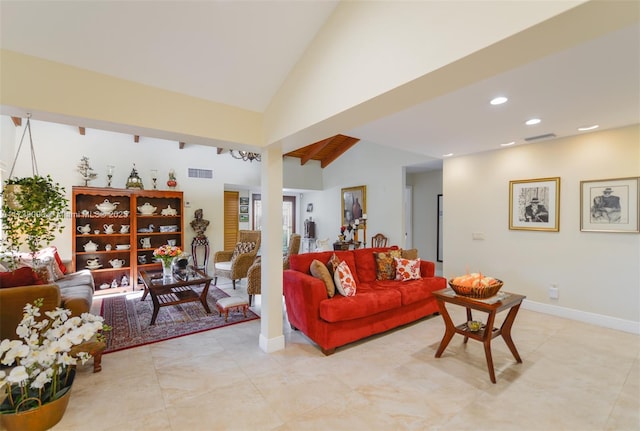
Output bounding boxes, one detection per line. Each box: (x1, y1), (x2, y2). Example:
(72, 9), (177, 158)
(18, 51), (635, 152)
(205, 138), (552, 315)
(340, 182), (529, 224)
(522, 300), (640, 335)
(259, 333), (285, 353)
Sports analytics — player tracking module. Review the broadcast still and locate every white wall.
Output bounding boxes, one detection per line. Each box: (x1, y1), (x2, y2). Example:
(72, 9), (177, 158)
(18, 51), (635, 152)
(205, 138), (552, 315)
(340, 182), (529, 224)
(407, 169), (443, 274)
(444, 125), (639, 327)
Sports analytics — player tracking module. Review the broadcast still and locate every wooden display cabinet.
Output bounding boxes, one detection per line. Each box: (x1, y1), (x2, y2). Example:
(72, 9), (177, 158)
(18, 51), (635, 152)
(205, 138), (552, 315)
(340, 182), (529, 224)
(72, 187), (184, 294)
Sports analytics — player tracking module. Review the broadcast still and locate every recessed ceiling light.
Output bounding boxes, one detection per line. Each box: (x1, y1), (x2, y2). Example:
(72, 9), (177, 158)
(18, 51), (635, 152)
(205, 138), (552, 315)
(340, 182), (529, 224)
(501, 141), (516, 147)
(490, 96), (508, 105)
(525, 118), (541, 125)
(578, 125), (599, 131)
(442, 153), (453, 157)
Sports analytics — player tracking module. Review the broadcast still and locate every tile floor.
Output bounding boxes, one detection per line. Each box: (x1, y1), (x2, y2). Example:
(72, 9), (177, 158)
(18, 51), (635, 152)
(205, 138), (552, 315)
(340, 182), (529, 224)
(54, 280), (639, 431)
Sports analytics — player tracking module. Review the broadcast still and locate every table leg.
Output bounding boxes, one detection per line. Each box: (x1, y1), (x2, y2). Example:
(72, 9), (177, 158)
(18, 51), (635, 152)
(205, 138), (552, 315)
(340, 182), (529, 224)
(463, 307), (473, 343)
(141, 284), (149, 300)
(483, 310), (497, 384)
(199, 280), (212, 313)
(149, 294), (160, 325)
(435, 300), (456, 358)
(500, 303), (523, 363)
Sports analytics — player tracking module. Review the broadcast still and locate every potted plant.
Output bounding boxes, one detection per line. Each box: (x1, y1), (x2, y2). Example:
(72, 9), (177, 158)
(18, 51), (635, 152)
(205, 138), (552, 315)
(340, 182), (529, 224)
(1, 175), (68, 268)
(0, 298), (109, 431)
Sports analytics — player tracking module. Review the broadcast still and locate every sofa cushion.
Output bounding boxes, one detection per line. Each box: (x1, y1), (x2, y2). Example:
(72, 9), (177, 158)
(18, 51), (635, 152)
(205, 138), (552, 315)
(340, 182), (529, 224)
(382, 277), (445, 306)
(319, 288), (402, 323)
(0, 267), (39, 288)
(55, 269), (95, 291)
(352, 247), (398, 282)
(374, 250), (402, 281)
(310, 259), (335, 298)
(334, 261), (356, 297)
(395, 257), (422, 281)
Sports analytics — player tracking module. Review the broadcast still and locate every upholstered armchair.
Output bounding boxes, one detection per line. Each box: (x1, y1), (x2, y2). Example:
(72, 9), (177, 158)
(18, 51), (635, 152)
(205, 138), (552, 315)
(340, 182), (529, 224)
(213, 230), (261, 289)
(247, 233), (300, 305)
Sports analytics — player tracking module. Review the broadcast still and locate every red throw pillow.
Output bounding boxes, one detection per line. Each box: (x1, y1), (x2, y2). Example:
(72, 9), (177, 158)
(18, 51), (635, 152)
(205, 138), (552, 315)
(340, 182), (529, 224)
(0, 267), (38, 288)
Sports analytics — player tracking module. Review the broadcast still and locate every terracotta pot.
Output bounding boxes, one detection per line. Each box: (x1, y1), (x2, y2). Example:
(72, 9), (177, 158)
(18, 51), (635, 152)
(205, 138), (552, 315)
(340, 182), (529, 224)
(0, 387), (72, 431)
(167, 179), (177, 189)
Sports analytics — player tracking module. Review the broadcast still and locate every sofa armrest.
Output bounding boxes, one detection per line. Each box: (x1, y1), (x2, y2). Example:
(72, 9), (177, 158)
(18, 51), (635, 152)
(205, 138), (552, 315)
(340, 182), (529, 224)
(283, 269), (328, 331)
(0, 284), (61, 340)
(420, 259), (435, 278)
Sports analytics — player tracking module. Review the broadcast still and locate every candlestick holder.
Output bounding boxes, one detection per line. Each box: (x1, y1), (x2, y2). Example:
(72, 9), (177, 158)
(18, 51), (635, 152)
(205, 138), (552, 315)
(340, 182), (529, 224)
(106, 165), (115, 187)
(151, 169), (158, 190)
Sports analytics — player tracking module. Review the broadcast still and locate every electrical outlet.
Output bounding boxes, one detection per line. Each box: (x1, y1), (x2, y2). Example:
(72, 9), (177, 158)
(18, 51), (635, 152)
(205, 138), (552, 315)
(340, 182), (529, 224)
(184, 201), (191, 208)
(472, 232), (485, 240)
(548, 284), (559, 299)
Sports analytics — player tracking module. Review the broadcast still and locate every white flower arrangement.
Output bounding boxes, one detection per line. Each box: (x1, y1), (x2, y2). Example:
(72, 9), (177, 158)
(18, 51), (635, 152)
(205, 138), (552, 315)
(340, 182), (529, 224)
(0, 298), (109, 414)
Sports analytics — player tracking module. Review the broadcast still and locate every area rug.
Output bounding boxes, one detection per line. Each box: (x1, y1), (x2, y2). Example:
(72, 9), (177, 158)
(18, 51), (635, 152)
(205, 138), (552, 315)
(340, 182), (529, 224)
(100, 285), (259, 353)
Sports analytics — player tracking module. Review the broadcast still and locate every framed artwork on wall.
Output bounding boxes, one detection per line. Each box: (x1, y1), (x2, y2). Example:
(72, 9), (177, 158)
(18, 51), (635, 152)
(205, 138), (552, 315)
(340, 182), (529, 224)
(580, 177), (639, 233)
(239, 214), (249, 222)
(509, 177), (560, 232)
(341, 185), (366, 227)
(239, 197), (249, 205)
(239, 205), (248, 214)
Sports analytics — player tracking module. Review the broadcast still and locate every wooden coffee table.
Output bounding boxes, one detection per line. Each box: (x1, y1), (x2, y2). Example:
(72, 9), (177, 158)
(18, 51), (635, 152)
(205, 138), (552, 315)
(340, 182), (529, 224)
(432, 288), (526, 383)
(139, 268), (213, 325)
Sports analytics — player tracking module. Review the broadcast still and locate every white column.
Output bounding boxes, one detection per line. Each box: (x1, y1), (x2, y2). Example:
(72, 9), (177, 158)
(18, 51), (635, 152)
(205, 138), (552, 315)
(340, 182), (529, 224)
(259, 143), (285, 353)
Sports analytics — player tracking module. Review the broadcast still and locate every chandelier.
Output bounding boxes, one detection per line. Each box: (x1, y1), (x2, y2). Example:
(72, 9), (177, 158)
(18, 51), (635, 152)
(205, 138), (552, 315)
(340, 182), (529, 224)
(230, 150), (261, 162)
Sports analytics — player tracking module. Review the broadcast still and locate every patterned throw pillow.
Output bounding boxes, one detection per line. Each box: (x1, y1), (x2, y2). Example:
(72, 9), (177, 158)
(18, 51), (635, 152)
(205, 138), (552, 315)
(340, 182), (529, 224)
(333, 261), (356, 297)
(374, 250), (402, 280)
(231, 241), (256, 261)
(31, 257), (60, 284)
(310, 259), (336, 297)
(326, 253), (341, 277)
(394, 257), (422, 281)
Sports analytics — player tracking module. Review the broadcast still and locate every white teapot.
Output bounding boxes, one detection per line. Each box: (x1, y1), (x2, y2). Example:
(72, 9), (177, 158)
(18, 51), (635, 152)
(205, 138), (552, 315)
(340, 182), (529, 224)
(95, 199), (119, 214)
(83, 240), (99, 252)
(137, 202), (157, 215)
(109, 258), (126, 268)
(103, 224), (115, 234)
(77, 224), (91, 234)
(161, 205), (177, 216)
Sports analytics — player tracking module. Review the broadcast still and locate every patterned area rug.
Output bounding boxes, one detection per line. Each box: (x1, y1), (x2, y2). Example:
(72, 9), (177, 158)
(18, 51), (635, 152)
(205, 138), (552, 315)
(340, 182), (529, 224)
(100, 285), (259, 353)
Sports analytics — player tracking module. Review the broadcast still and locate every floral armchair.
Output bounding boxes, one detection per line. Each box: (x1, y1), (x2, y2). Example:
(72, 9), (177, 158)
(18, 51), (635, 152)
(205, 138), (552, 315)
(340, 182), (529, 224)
(213, 230), (261, 289)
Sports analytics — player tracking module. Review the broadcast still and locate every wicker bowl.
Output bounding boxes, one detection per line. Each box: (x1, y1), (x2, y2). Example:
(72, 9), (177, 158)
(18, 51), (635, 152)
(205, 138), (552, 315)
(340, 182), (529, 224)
(448, 279), (504, 299)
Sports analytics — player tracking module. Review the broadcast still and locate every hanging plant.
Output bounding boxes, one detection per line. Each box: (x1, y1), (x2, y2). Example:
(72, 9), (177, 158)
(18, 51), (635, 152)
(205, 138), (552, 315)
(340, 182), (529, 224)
(1, 175), (68, 268)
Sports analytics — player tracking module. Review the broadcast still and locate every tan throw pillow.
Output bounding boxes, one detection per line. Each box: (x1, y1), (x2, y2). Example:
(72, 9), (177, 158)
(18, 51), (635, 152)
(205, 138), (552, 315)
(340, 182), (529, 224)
(374, 250), (402, 280)
(310, 259), (335, 298)
(401, 248), (418, 260)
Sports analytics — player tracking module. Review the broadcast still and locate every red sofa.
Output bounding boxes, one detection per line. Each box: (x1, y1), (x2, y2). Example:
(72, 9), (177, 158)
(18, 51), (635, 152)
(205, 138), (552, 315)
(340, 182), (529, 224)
(283, 247), (446, 354)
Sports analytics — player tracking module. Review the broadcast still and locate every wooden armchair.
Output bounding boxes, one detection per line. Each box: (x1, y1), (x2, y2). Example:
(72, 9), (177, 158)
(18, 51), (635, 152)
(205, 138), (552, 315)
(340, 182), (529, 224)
(247, 233), (300, 305)
(371, 233), (388, 247)
(213, 230), (261, 289)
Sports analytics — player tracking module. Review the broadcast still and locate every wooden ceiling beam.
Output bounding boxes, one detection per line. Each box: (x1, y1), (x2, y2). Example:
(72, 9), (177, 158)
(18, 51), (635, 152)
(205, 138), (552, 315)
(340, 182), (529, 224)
(300, 136), (335, 165)
(321, 138), (360, 168)
(11, 117), (21, 127)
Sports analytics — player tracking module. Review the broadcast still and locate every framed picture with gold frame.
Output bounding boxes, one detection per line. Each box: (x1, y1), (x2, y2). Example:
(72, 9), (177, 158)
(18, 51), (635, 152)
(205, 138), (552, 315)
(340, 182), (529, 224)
(509, 177), (560, 232)
(341, 185), (366, 227)
(580, 177), (639, 233)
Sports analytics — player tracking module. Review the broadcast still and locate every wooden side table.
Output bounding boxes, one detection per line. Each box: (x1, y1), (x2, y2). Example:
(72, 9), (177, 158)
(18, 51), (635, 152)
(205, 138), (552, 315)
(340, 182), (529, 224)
(432, 288), (526, 383)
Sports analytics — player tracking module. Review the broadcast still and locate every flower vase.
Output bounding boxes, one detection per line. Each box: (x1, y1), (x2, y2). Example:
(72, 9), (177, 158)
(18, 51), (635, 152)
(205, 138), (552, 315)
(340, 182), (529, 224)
(162, 260), (172, 278)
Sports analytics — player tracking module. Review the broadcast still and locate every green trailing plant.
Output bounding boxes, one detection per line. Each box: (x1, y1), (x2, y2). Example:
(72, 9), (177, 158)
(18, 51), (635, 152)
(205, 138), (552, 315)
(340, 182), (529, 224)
(1, 175), (68, 268)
